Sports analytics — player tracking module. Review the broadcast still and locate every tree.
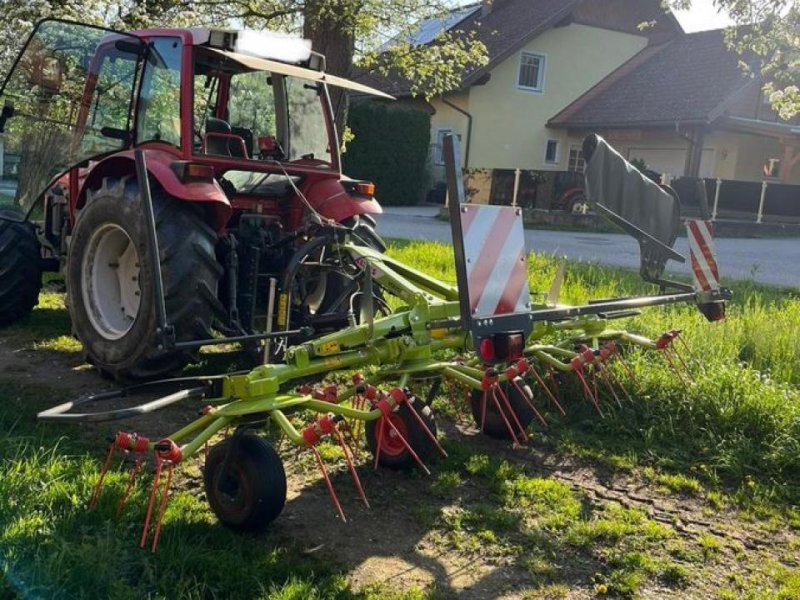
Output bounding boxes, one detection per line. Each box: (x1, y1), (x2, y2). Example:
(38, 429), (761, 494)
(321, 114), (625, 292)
(669, 0), (799, 119)
(176, 0), (488, 135)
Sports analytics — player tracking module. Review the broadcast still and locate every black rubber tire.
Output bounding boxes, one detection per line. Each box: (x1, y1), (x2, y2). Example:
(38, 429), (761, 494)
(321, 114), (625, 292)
(281, 230), (387, 340)
(203, 433), (287, 532)
(0, 209), (42, 326)
(67, 177), (224, 381)
(469, 377), (536, 440)
(366, 398), (438, 470)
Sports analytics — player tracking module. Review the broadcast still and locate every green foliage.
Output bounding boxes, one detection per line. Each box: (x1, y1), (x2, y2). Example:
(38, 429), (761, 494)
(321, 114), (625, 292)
(343, 101), (431, 205)
(669, 0), (800, 119)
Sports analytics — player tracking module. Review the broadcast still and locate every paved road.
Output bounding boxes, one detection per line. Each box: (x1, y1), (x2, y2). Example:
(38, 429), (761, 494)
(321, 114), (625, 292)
(376, 206), (799, 288)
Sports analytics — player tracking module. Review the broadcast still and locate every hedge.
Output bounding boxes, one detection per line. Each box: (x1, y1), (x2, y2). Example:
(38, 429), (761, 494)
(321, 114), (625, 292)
(343, 101), (431, 206)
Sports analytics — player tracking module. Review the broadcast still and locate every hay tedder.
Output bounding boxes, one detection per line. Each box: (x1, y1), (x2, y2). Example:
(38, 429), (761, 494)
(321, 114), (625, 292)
(35, 126), (730, 549)
(1, 19), (730, 550)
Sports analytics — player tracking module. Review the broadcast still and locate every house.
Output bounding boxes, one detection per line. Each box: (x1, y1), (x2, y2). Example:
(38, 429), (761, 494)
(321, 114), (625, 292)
(357, 0), (800, 208)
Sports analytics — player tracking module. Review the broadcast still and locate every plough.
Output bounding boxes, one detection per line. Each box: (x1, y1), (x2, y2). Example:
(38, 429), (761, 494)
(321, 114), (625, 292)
(37, 134), (731, 550)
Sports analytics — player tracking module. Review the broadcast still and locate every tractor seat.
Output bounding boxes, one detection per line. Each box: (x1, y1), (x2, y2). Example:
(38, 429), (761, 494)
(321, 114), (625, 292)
(205, 117), (233, 156)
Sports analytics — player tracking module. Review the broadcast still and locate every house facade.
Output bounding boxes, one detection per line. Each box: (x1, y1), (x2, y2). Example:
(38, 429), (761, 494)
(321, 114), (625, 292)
(360, 0), (800, 206)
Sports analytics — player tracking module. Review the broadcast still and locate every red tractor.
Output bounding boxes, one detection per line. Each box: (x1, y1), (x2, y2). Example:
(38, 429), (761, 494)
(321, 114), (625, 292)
(0, 19), (392, 379)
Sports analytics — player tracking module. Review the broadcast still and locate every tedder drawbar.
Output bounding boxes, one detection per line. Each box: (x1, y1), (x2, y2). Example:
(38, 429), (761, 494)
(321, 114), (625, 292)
(38, 134), (730, 551)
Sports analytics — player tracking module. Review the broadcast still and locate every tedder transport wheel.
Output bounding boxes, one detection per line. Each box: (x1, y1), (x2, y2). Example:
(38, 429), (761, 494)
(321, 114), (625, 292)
(203, 432), (287, 532)
(0, 209), (42, 327)
(67, 177), (223, 380)
(366, 399), (438, 470)
(469, 378), (536, 440)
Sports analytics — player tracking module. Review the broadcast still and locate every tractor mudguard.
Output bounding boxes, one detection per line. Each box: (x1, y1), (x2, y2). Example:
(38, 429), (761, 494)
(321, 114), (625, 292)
(302, 177), (383, 223)
(76, 148), (232, 232)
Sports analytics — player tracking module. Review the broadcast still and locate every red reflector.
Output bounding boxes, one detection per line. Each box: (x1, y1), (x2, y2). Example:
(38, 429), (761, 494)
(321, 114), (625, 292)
(479, 338), (495, 362)
(355, 182), (375, 196)
(185, 163), (215, 180)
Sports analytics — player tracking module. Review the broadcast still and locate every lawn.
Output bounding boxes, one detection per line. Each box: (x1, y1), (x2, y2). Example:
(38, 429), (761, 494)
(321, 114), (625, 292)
(1, 241), (798, 599)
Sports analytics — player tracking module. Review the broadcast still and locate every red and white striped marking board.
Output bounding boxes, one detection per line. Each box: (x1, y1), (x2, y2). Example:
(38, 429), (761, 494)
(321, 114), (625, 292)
(686, 219), (720, 293)
(460, 205), (530, 318)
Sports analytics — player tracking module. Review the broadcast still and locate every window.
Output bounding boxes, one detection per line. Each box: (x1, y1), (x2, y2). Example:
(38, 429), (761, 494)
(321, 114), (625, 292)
(434, 128), (457, 166)
(518, 52), (546, 92)
(545, 139), (559, 165)
(568, 145), (585, 172)
(137, 37), (183, 147)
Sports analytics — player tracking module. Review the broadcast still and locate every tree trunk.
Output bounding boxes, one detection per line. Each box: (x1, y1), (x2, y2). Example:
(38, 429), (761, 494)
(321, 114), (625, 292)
(303, 0), (357, 141)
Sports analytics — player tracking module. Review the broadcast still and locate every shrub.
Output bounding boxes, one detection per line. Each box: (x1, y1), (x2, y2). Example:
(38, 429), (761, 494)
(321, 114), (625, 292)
(343, 100), (431, 206)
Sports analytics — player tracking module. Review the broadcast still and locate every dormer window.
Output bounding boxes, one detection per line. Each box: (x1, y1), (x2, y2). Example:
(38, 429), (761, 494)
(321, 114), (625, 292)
(517, 52), (546, 93)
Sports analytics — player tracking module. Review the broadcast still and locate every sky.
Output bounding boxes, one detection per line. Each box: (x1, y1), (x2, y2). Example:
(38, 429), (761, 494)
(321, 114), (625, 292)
(673, 0), (734, 32)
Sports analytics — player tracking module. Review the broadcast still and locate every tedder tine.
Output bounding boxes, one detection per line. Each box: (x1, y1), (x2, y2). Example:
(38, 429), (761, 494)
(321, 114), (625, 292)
(598, 367), (623, 408)
(495, 383), (530, 442)
(116, 454), (144, 518)
(511, 377), (548, 427)
(310, 445), (347, 522)
(332, 425), (370, 509)
(88, 442), (117, 511)
(528, 365), (566, 416)
(489, 386), (522, 447)
(140, 440), (181, 552)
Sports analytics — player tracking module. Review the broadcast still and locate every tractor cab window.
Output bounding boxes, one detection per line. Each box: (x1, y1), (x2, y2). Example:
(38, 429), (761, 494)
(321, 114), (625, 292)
(191, 48), (332, 167)
(226, 70), (277, 158)
(81, 45), (140, 155)
(137, 37), (182, 147)
(0, 20), (144, 212)
(285, 78), (330, 163)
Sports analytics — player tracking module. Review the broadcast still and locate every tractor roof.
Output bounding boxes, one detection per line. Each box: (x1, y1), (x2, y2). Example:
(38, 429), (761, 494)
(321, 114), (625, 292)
(128, 26), (393, 99)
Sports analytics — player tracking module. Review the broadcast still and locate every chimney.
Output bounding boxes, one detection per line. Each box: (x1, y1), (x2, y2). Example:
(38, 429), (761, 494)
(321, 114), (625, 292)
(481, 0), (493, 18)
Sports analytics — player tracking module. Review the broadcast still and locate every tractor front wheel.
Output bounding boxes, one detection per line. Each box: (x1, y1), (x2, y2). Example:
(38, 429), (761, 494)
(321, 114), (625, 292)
(366, 400), (438, 470)
(203, 433), (287, 532)
(0, 209), (42, 327)
(67, 177), (222, 380)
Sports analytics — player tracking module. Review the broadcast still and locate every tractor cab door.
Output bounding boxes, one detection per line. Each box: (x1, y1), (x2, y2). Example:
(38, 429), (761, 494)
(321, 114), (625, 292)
(0, 19), (145, 214)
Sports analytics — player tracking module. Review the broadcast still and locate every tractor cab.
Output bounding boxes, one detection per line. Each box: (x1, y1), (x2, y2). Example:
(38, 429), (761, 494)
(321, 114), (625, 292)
(0, 19), (393, 380)
(0, 20), (390, 231)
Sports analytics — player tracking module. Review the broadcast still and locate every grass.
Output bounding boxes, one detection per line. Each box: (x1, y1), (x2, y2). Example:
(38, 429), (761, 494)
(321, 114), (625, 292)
(428, 444), (695, 598)
(2, 239), (799, 598)
(389, 240), (800, 504)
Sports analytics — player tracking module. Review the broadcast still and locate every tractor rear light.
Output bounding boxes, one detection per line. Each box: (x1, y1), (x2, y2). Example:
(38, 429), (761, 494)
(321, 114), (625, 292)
(172, 162), (215, 183)
(479, 338), (495, 362)
(478, 333), (524, 364)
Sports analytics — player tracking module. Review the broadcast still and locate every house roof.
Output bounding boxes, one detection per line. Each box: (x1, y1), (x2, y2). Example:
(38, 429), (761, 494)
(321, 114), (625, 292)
(354, 0), (681, 98)
(355, 0), (579, 97)
(548, 29), (752, 129)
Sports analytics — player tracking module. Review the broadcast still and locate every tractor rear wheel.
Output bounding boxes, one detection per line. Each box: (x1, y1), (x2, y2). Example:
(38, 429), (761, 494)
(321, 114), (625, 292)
(366, 399), (437, 470)
(0, 209), (42, 327)
(469, 378), (536, 439)
(203, 433), (287, 532)
(67, 177), (223, 381)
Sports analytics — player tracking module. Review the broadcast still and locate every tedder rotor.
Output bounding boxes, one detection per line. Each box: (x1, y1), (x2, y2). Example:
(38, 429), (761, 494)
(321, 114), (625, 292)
(37, 132), (731, 550)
